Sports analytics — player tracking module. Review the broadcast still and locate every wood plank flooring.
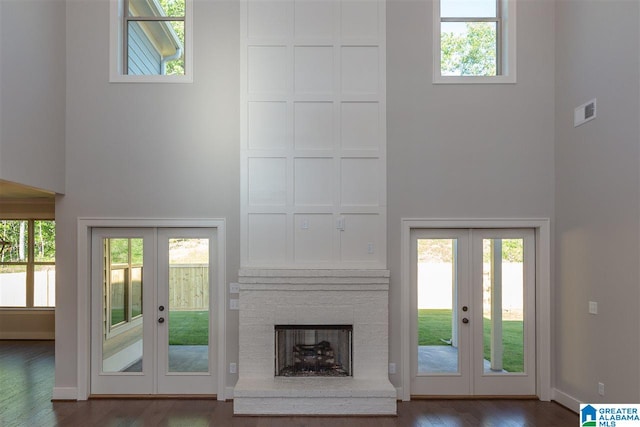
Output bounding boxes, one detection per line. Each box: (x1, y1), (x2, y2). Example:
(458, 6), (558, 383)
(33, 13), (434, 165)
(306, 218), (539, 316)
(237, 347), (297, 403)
(0, 340), (578, 426)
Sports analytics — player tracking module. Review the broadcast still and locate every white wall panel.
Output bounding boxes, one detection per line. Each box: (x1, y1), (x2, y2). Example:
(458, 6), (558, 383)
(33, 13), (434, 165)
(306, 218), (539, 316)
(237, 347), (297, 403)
(340, 214), (381, 263)
(341, 102), (379, 150)
(248, 46), (288, 94)
(247, 0), (289, 39)
(341, 1), (379, 40)
(341, 47), (379, 95)
(248, 158), (287, 206)
(294, 0), (334, 39)
(294, 102), (334, 150)
(248, 214), (287, 263)
(294, 214), (334, 262)
(294, 46), (334, 94)
(248, 102), (288, 150)
(242, 0), (386, 268)
(294, 158), (333, 206)
(341, 158), (380, 206)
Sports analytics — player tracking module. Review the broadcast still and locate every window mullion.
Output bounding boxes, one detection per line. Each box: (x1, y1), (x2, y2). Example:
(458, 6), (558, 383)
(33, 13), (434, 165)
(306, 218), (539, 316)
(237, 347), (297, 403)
(496, 0), (503, 75)
(128, 16), (185, 22)
(123, 0), (129, 75)
(26, 220), (34, 308)
(441, 17), (499, 23)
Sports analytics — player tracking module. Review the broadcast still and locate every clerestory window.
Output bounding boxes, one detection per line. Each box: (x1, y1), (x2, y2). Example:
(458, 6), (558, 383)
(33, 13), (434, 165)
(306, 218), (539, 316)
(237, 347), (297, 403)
(433, 0), (516, 84)
(110, 0), (193, 83)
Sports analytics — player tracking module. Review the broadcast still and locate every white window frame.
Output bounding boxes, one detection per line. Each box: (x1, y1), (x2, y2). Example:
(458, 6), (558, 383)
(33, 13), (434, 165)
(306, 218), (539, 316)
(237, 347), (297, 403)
(433, 0), (516, 84)
(109, 0), (194, 83)
(0, 219), (55, 309)
(103, 237), (144, 339)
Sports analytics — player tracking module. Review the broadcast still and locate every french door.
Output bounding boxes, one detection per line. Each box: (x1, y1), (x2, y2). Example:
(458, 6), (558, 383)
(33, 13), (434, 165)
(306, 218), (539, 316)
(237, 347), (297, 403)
(90, 227), (218, 395)
(410, 228), (535, 396)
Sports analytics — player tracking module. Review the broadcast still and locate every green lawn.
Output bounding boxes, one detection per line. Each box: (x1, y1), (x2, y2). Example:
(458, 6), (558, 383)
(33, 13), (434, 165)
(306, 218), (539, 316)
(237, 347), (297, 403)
(418, 309), (524, 373)
(169, 310), (209, 345)
(109, 309), (208, 345)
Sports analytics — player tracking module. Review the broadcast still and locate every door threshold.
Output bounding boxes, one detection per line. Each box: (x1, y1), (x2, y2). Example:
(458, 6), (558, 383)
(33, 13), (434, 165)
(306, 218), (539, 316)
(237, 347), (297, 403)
(89, 394), (217, 400)
(410, 395), (538, 400)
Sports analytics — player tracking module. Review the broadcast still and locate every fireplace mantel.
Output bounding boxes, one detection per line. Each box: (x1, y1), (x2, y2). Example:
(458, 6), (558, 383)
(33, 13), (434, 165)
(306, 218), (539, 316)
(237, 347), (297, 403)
(234, 269), (396, 415)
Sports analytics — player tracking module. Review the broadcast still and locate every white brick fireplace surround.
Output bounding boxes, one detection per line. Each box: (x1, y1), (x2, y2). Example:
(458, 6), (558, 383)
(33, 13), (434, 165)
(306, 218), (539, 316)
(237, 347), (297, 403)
(234, 269), (396, 415)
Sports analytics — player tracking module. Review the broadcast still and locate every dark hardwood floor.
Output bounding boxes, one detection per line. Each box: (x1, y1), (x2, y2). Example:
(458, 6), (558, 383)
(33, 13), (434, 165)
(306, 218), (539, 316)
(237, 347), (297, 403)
(0, 341), (578, 426)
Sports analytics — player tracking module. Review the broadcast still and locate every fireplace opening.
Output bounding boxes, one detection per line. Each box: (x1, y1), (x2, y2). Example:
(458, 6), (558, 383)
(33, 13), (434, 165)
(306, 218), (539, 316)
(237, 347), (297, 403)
(275, 325), (353, 377)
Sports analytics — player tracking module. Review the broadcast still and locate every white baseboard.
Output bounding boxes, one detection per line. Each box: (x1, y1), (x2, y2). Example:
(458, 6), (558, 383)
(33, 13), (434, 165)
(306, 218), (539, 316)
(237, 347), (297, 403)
(52, 387), (78, 401)
(552, 388), (581, 413)
(224, 386), (235, 401)
(0, 331), (54, 340)
(395, 386), (405, 401)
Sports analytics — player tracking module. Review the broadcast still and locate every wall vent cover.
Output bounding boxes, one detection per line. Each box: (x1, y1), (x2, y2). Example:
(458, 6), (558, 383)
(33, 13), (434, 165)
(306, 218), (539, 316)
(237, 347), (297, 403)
(574, 98), (597, 127)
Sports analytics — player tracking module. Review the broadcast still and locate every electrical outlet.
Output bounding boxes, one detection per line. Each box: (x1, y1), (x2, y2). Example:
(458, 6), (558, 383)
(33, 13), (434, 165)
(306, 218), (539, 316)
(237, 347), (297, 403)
(229, 362), (237, 374)
(598, 382), (605, 396)
(589, 301), (598, 315)
(367, 243), (374, 254)
(229, 282), (240, 294)
(229, 299), (239, 310)
(388, 363), (396, 374)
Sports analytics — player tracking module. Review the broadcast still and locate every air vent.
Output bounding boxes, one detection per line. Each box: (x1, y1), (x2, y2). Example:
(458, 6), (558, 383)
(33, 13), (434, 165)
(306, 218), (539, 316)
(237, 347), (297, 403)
(574, 98), (597, 127)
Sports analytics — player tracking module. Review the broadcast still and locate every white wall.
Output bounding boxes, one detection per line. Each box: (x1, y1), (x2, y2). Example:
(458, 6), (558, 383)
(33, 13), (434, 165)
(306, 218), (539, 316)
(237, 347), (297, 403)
(386, 0), (556, 391)
(555, 0), (640, 405)
(55, 0), (240, 392)
(0, 0), (65, 194)
(54, 0), (640, 403)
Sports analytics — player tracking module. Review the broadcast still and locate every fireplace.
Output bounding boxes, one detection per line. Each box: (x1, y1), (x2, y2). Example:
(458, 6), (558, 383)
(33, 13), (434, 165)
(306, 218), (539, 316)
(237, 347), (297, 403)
(275, 325), (352, 377)
(234, 269), (396, 415)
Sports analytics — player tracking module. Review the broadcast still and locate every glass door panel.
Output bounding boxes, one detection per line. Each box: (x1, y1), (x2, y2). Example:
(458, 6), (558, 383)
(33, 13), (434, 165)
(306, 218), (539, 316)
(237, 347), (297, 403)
(472, 229), (536, 396)
(417, 238), (459, 374)
(91, 229), (154, 395)
(482, 238), (525, 375)
(102, 238), (145, 373)
(157, 228), (217, 395)
(167, 238), (210, 373)
(411, 229), (470, 396)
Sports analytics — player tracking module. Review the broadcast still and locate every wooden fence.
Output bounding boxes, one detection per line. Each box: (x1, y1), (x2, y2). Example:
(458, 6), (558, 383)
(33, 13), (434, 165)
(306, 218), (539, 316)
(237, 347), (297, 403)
(169, 264), (209, 311)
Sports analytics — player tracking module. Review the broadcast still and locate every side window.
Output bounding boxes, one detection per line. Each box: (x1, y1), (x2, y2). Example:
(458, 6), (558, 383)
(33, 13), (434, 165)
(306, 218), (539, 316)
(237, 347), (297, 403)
(433, 0), (516, 84)
(0, 219), (56, 308)
(110, 0), (193, 83)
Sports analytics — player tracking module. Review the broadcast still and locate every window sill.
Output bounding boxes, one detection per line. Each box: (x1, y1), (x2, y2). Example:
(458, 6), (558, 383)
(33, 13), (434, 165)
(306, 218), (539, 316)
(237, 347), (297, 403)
(0, 308), (55, 313)
(433, 74), (516, 85)
(109, 74), (193, 84)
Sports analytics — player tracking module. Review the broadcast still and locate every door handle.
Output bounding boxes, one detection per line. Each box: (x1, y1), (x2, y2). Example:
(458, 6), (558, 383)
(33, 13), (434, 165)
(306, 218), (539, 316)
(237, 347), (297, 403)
(158, 317), (165, 324)
(462, 318), (469, 324)
(159, 305), (165, 312)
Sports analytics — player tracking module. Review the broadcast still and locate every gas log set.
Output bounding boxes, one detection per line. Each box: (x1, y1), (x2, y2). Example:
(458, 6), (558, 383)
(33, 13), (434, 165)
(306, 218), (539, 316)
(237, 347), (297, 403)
(278, 340), (349, 377)
(275, 325), (353, 377)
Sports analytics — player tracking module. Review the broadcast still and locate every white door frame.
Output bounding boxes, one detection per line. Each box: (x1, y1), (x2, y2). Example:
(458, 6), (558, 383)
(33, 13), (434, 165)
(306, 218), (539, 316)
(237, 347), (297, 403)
(77, 218), (227, 400)
(400, 218), (551, 401)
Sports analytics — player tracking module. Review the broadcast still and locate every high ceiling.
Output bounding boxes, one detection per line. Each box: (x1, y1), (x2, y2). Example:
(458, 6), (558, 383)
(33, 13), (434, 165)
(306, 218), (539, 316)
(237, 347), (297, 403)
(0, 180), (56, 200)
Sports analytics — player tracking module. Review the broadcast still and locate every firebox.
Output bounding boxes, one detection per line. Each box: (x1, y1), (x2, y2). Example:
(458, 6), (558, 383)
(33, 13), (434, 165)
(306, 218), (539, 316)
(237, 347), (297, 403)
(274, 325), (353, 377)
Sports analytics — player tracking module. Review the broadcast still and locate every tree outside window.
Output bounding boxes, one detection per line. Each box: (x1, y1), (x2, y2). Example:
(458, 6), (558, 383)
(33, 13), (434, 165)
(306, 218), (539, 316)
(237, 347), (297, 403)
(435, 0), (516, 83)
